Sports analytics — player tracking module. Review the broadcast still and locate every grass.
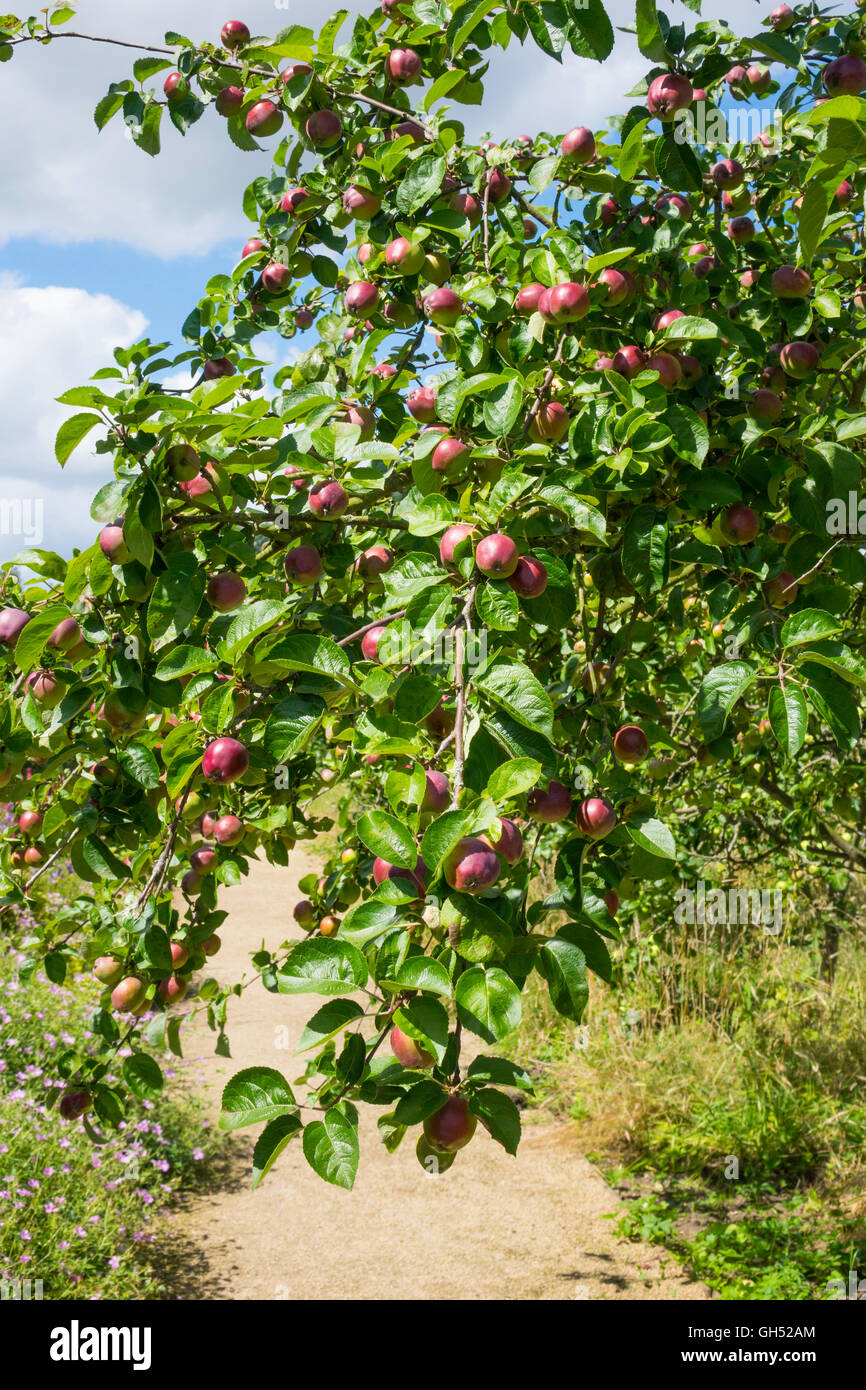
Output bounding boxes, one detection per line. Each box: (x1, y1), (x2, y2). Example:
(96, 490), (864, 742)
(508, 931), (866, 1300)
(0, 946), (220, 1300)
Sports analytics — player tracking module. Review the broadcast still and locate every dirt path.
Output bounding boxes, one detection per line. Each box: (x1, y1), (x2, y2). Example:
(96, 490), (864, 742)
(165, 852), (709, 1302)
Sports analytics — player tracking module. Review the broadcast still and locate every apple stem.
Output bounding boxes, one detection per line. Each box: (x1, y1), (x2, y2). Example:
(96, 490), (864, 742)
(482, 180), (492, 274)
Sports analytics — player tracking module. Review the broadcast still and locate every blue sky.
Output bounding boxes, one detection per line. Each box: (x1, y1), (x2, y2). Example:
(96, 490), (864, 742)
(0, 0), (769, 561)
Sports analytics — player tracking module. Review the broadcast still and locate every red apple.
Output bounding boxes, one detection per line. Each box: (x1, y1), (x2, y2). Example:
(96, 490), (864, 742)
(647, 72), (693, 119)
(612, 345), (645, 378)
(59, 1089), (92, 1121)
(424, 287), (464, 326)
(561, 125), (596, 161)
(764, 571), (798, 607)
(215, 85), (244, 116)
(476, 532), (518, 577)
(646, 351), (682, 389)
(343, 184), (381, 220)
(309, 480), (348, 519)
(576, 797), (617, 839)
(387, 48), (421, 83)
(391, 1025), (435, 1068)
(93, 956), (124, 986)
(423, 1095), (477, 1152)
(710, 158), (745, 189)
(729, 216), (755, 242)
(202, 737), (249, 784)
(440, 523), (475, 565)
(528, 401), (569, 442)
(159, 976), (188, 1005)
(306, 109), (342, 147)
(422, 768), (450, 813)
(99, 524), (131, 565)
(221, 20), (250, 49)
(527, 780), (572, 823)
(508, 556), (548, 598)
(823, 55), (866, 97)
(486, 167), (512, 202)
(111, 976), (147, 1013)
(246, 101), (283, 137)
(214, 814), (245, 846)
(203, 357), (235, 380)
(771, 265), (811, 299)
(26, 670), (65, 708)
(373, 854), (426, 899)
(483, 817), (523, 865)
(432, 436), (469, 473)
(780, 340), (818, 377)
(613, 725), (649, 764)
(345, 281), (380, 317)
(443, 836), (500, 893)
(770, 5), (794, 31)
(515, 282), (546, 314)
(749, 389), (783, 426)
(385, 236), (425, 274)
(407, 386), (437, 422)
(284, 545), (323, 586)
(190, 848), (218, 875)
(597, 267), (636, 306)
(282, 187), (311, 216)
(0, 607), (31, 648)
(361, 625), (387, 662)
(657, 193), (691, 219)
(19, 809), (43, 837)
(294, 900), (315, 927)
(357, 545), (394, 580)
(163, 71), (188, 101)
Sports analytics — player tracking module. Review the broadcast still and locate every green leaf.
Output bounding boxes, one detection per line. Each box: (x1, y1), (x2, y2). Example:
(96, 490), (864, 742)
(117, 744), (160, 789)
(768, 684), (807, 758)
(781, 608), (843, 648)
(146, 554), (205, 650)
(219, 1067), (296, 1131)
(393, 1080), (449, 1125)
(340, 897), (400, 946)
(81, 835), (131, 882)
(302, 1108), (359, 1190)
(12, 605), (70, 674)
(263, 632), (354, 686)
(393, 955), (453, 998)
(219, 600), (284, 661)
(476, 579), (519, 632)
(483, 377), (524, 437)
(798, 180), (831, 267)
(475, 661), (554, 740)
(392, 996), (450, 1063)
(395, 149), (446, 215)
(621, 506), (669, 597)
(122, 1053), (163, 1101)
(295, 1000), (365, 1054)
(466, 1055), (534, 1092)
(486, 757), (542, 803)
(654, 315), (720, 344)
(625, 814), (676, 860)
(803, 669), (861, 749)
(537, 937), (588, 1022)
(654, 133), (702, 192)
(697, 661), (756, 739)
(665, 403), (709, 466)
(635, 0), (671, 61)
(276, 938), (368, 996)
(445, 893), (513, 963)
(455, 965), (521, 1042)
(154, 645), (220, 681)
(356, 810), (418, 870)
(469, 1087), (521, 1155)
(252, 1114), (303, 1189)
(263, 695), (325, 762)
(55, 413), (101, 466)
(798, 641), (866, 689)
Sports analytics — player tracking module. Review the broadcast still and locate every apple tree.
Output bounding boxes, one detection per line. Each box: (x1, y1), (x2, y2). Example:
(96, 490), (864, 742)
(1, 0), (866, 1186)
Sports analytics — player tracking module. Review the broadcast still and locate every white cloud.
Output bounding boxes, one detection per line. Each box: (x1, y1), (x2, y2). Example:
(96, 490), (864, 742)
(0, 273), (147, 560)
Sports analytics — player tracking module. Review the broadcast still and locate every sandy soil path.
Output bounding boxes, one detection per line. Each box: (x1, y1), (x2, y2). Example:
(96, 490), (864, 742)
(164, 852), (709, 1302)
